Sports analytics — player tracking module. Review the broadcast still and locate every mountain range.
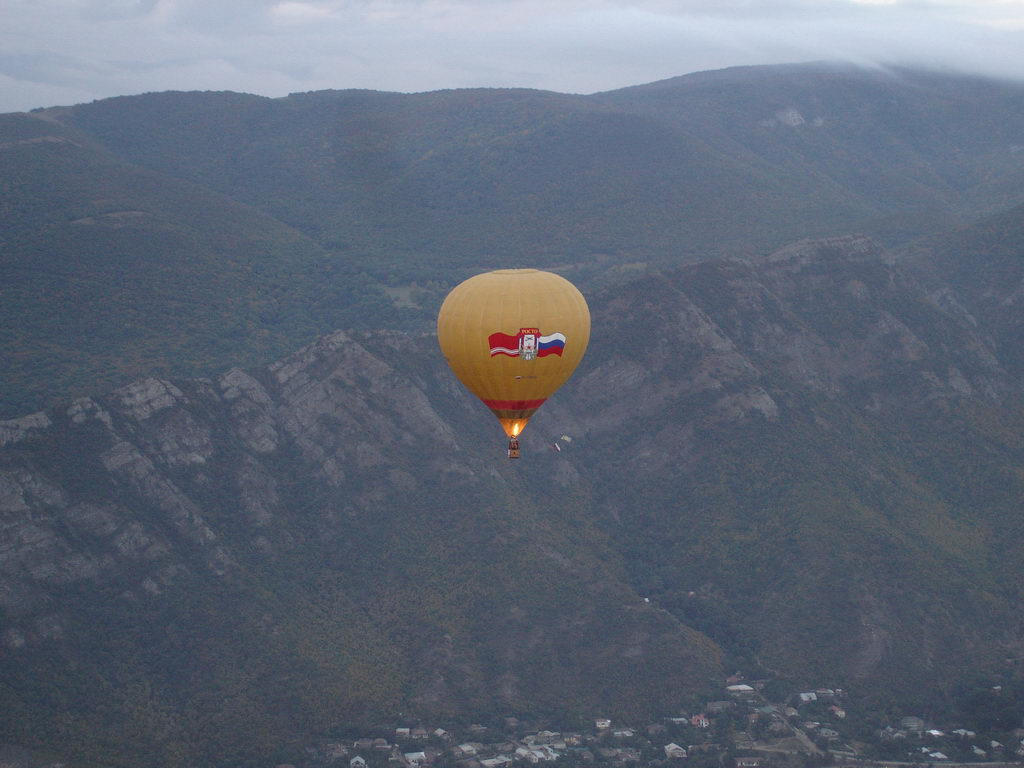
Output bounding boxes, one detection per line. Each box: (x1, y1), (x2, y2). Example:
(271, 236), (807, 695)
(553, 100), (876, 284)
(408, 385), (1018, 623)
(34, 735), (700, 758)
(3, 227), (1024, 764)
(2, 62), (1024, 766)
(4, 62), (1024, 416)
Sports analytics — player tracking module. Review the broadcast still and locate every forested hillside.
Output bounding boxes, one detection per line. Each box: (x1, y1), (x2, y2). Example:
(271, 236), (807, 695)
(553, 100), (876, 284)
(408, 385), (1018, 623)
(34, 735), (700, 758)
(5, 63), (1024, 415)
(3, 233), (1024, 765)
(0, 113), (399, 417)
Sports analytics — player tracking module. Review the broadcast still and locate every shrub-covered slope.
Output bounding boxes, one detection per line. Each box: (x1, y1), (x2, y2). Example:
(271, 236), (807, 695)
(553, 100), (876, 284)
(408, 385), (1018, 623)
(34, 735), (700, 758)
(536, 235), (1024, 699)
(903, 201), (1024, 376)
(0, 113), (397, 417)
(0, 331), (719, 767)
(7, 63), (1024, 416)
(3, 235), (1024, 764)
(598, 64), (1024, 241)
(50, 64), (1024, 281)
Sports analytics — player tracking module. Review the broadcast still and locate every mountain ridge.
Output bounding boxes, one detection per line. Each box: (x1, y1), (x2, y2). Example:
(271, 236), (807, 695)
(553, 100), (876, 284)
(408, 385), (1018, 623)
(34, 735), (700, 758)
(6, 61), (1024, 417)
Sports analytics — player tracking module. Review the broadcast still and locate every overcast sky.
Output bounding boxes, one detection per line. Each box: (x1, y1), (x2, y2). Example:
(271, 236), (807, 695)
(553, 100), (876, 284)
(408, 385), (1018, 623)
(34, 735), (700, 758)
(3, 0), (1024, 113)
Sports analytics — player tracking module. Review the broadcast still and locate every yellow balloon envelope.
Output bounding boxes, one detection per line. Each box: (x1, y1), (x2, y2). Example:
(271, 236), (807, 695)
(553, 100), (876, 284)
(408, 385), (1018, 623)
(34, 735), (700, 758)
(437, 269), (590, 440)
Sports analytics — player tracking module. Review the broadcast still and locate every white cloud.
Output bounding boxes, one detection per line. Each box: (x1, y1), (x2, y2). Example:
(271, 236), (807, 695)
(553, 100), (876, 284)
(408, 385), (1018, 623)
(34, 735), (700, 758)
(2, 0), (1024, 112)
(269, 2), (336, 23)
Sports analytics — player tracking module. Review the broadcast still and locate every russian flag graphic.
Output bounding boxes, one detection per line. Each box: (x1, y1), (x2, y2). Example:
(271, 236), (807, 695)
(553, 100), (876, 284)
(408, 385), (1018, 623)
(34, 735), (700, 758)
(536, 333), (566, 357)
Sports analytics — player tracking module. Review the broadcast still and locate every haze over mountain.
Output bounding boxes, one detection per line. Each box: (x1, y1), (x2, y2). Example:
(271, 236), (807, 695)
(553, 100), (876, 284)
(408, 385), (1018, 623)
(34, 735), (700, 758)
(3, 61), (1024, 766)
(6, 0), (1024, 113)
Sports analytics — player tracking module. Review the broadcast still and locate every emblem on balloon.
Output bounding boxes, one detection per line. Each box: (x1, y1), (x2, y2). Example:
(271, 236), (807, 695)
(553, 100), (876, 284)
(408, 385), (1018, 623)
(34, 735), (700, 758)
(488, 328), (566, 360)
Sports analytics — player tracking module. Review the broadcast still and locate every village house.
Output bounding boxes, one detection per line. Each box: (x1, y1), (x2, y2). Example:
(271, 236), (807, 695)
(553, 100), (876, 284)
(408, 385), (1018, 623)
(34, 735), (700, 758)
(396, 728), (411, 740)
(734, 757), (763, 768)
(434, 729), (450, 740)
(404, 752), (427, 765)
(354, 739), (375, 751)
(595, 718), (612, 730)
(373, 739), (392, 751)
(819, 728), (839, 740)
(350, 757), (367, 768)
(829, 705), (846, 719)
(412, 728), (429, 740)
(514, 746), (559, 763)
(664, 743), (687, 759)
(691, 714), (710, 729)
(798, 692), (817, 704)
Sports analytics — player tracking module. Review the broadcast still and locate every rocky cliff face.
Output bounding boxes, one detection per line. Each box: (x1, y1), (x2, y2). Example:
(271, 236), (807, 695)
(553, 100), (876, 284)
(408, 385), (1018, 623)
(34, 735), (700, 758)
(0, 329), (718, 766)
(536, 235), (1024, 691)
(2, 235), (1023, 764)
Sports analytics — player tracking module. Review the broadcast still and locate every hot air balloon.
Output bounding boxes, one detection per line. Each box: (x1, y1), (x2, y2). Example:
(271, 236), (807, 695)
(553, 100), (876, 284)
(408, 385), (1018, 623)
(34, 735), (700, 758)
(437, 269), (590, 458)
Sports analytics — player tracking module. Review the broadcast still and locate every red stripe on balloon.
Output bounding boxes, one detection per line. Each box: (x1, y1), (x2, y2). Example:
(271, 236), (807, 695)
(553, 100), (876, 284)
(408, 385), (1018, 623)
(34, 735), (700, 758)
(482, 398), (547, 410)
